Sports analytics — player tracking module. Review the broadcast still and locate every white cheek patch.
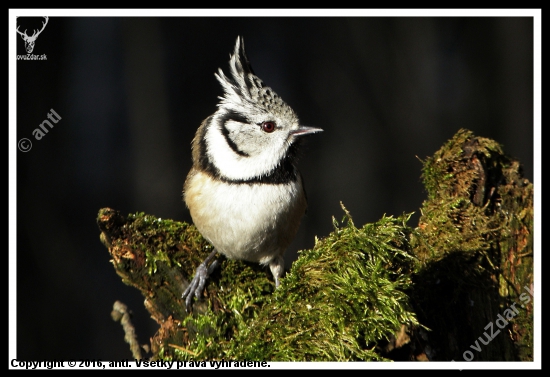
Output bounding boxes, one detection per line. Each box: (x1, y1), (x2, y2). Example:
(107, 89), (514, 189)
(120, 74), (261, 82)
(223, 120), (244, 140)
(224, 120), (257, 155)
(205, 116), (288, 181)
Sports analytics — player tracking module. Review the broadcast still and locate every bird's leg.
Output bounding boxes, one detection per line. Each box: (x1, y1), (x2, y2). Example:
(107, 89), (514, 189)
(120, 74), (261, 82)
(269, 254), (285, 288)
(182, 249), (219, 312)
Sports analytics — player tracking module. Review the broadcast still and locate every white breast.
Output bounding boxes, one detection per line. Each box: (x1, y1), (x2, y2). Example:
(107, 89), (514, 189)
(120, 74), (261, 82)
(184, 170), (307, 265)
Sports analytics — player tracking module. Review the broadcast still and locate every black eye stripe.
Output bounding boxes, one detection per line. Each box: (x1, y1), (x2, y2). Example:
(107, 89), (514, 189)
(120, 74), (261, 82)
(220, 109), (249, 125)
(218, 110), (250, 157)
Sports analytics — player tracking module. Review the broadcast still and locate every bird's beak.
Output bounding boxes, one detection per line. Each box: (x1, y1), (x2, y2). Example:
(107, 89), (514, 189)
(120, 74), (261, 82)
(290, 126), (323, 136)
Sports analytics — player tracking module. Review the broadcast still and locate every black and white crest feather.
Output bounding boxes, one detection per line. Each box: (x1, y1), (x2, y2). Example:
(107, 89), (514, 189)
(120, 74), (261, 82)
(215, 37), (297, 120)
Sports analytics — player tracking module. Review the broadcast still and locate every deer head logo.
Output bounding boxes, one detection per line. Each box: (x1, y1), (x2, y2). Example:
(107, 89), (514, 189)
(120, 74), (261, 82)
(17, 17), (49, 54)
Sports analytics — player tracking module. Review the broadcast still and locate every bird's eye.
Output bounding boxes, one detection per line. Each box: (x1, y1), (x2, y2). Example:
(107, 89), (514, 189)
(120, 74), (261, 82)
(261, 121), (276, 133)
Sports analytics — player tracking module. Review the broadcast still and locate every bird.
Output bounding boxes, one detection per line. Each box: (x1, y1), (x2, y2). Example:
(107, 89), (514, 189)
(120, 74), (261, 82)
(181, 36), (322, 311)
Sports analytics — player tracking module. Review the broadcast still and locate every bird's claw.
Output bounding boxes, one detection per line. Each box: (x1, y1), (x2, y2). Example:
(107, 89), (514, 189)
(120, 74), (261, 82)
(182, 251), (219, 312)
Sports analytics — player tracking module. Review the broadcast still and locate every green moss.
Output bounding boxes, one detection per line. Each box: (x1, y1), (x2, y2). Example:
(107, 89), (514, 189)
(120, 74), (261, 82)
(98, 205), (420, 361)
(225, 205), (420, 361)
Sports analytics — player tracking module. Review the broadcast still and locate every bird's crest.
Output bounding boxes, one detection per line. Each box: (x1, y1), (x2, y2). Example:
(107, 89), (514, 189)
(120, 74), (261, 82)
(215, 37), (296, 119)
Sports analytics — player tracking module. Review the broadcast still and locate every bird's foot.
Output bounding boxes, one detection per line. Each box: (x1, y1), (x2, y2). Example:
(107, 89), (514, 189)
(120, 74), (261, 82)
(182, 250), (219, 312)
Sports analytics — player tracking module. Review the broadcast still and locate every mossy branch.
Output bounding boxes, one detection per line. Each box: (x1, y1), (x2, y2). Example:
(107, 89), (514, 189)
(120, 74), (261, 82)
(97, 128), (533, 361)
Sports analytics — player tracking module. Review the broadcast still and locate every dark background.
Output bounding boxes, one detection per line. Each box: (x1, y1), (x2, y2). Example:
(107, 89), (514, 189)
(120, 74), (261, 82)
(14, 15), (536, 360)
